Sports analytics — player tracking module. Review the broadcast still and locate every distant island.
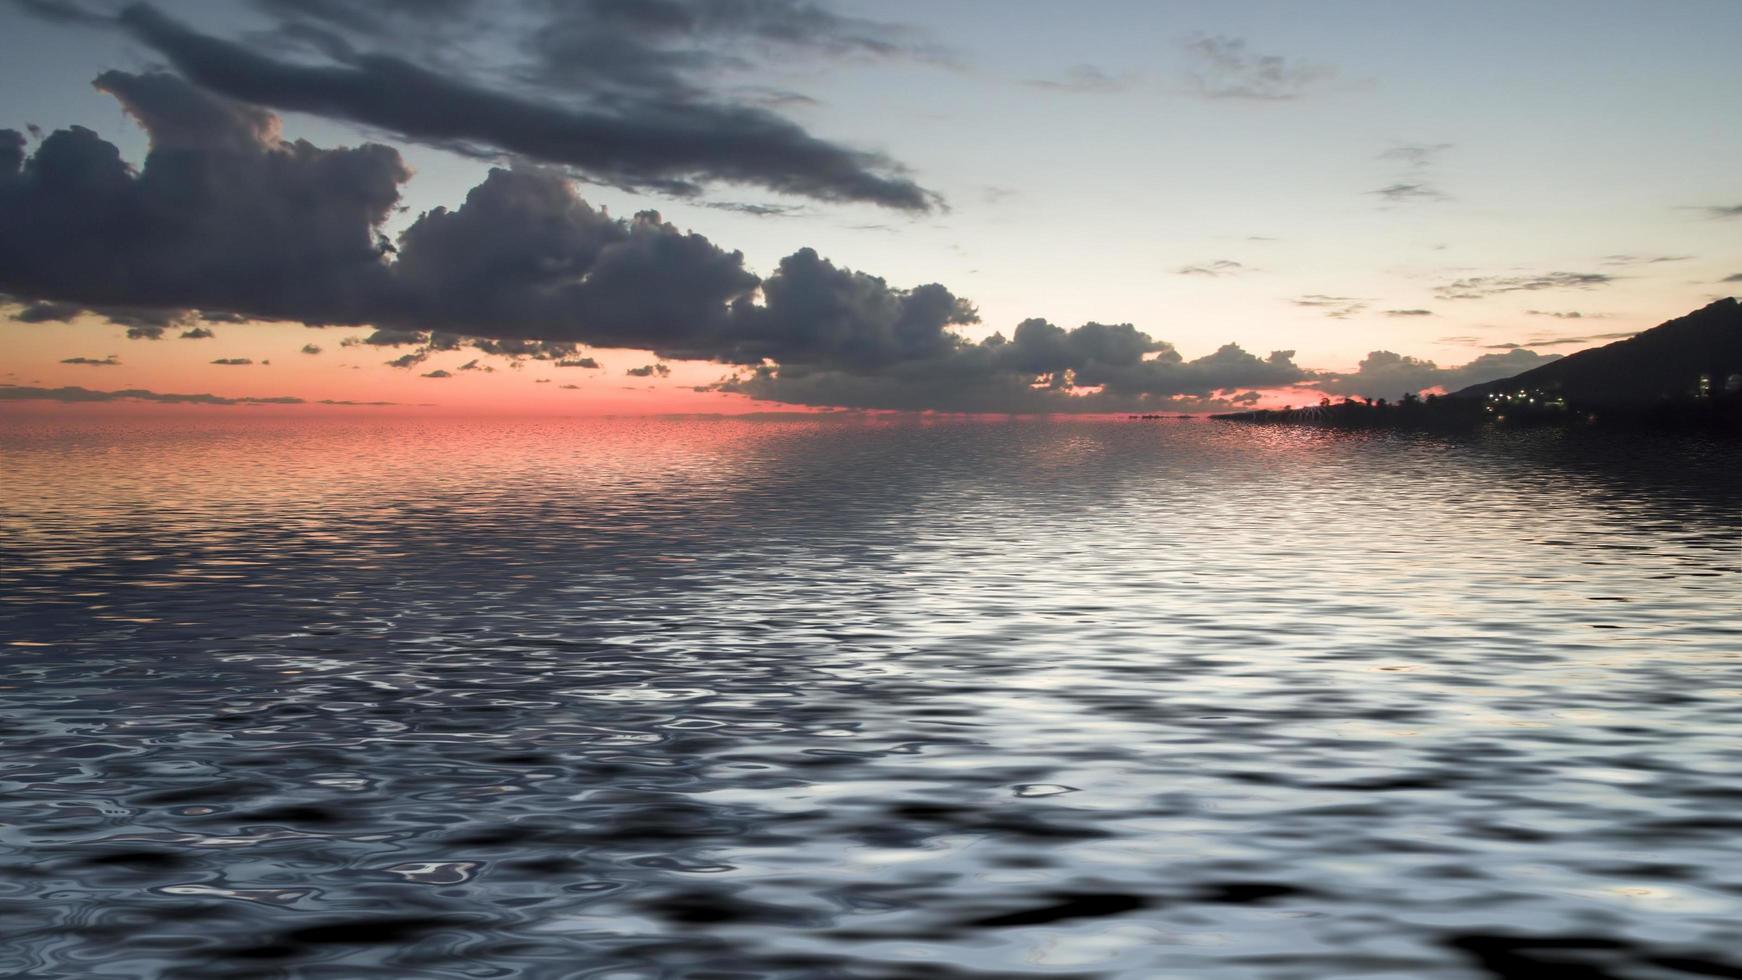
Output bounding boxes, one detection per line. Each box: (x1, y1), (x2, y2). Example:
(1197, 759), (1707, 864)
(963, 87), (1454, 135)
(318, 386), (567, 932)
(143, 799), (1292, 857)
(1212, 298), (1742, 434)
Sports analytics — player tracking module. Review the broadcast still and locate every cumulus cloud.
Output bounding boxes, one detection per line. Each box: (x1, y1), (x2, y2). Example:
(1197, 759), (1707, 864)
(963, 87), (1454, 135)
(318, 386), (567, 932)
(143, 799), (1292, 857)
(300, 343), (322, 354)
(1434, 272), (1614, 300)
(421, 368), (452, 378)
(556, 357), (602, 369)
(626, 363), (672, 377)
(60, 355), (120, 366)
(179, 326), (215, 339)
(1313, 348), (1560, 398)
(716, 318), (1310, 413)
(109, 3), (938, 211)
(1181, 35), (1337, 100)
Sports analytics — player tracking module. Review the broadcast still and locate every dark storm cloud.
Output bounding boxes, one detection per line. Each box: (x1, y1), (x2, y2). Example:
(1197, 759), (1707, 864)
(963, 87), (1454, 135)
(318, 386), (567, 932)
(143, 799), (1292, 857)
(1313, 348), (1559, 398)
(1433, 272), (1614, 300)
(1176, 260), (1244, 277)
(179, 326), (215, 339)
(11, 299), (86, 323)
(60, 355), (120, 365)
(519, 0), (950, 96)
(357, 328), (426, 346)
(1181, 35), (1337, 100)
(210, 357), (254, 365)
(1384, 309), (1434, 317)
(110, 3), (938, 211)
(1025, 65), (1133, 94)
(0, 73), (404, 323)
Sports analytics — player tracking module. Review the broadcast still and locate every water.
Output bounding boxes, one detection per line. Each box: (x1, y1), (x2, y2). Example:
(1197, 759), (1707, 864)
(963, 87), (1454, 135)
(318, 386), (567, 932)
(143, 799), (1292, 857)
(2, 416), (1739, 979)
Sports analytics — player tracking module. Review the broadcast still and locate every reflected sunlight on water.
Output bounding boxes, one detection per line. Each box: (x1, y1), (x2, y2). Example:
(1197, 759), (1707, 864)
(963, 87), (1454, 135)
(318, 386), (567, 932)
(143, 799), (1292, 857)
(2, 416), (1739, 979)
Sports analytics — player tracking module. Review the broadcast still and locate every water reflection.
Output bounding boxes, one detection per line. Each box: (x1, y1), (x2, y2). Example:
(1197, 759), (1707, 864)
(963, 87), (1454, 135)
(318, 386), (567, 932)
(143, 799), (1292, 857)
(1, 417), (1739, 978)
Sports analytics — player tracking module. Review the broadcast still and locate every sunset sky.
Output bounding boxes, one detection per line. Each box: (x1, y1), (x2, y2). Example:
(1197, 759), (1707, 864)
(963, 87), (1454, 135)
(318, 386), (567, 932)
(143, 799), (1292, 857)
(3, 0), (1739, 413)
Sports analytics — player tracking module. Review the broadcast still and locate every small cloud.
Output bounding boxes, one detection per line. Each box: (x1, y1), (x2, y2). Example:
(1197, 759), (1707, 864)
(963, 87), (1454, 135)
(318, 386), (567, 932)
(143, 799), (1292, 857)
(179, 326), (216, 339)
(534, 378), (551, 383)
(421, 369), (452, 378)
(1378, 142), (1453, 168)
(456, 358), (493, 372)
(1371, 182), (1446, 204)
(1484, 331), (1638, 350)
(1182, 35), (1338, 100)
(1688, 204), (1742, 219)
(1721, 273), (1742, 283)
(210, 357), (253, 365)
(385, 351), (429, 369)
(1384, 309), (1434, 317)
(1292, 294), (1367, 318)
(1601, 254), (1692, 266)
(559, 383), (580, 390)
(555, 357), (602, 369)
(1176, 259), (1245, 277)
(1435, 272), (1614, 301)
(700, 202), (807, 218)
(1026, 64), (1134, 94)
(626, 363), (671, 377)
(126, 325), (166, 340)
(60, 355), (120, 366)
(300, 343), (322, 354)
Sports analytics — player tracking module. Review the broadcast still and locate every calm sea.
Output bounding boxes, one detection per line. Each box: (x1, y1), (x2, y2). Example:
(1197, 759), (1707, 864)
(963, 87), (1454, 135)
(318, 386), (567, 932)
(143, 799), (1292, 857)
(2, 416), (1739, 979)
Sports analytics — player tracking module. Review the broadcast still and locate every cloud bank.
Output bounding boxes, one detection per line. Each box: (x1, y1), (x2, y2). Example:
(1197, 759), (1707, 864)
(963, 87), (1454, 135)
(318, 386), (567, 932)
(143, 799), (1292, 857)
(4, 73), (1556, 411)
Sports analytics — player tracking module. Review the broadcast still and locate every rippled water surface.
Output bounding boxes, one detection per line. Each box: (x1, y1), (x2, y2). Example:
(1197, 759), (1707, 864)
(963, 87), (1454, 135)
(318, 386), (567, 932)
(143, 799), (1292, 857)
(3, 416), (1740, 979)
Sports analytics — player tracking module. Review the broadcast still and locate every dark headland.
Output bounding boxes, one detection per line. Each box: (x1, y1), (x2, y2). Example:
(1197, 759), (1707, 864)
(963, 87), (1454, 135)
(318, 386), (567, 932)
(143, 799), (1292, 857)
(1212, 298), (1742, 434)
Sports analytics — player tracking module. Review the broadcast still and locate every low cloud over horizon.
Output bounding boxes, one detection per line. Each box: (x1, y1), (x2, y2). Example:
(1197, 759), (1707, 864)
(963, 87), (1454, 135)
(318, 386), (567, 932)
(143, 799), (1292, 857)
(0, 68), (1622, 411)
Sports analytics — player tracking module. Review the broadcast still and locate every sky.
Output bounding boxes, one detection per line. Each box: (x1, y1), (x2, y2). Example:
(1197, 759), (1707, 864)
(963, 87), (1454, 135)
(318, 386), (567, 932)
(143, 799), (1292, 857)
(2, 0), (1739, 414)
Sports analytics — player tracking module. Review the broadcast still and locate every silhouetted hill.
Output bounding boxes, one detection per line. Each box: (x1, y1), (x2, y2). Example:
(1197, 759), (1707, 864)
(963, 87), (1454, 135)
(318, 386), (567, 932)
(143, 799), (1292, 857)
(1454, 297), (1741, 404)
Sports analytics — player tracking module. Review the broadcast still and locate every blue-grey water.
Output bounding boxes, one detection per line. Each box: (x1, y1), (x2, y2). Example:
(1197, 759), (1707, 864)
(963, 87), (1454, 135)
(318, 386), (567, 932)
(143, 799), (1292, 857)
(2, 416), (1740, 980)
